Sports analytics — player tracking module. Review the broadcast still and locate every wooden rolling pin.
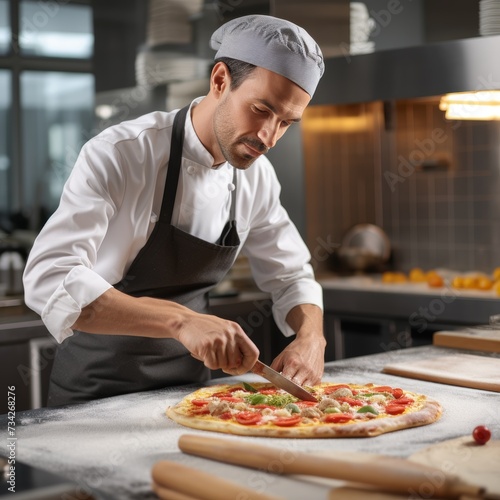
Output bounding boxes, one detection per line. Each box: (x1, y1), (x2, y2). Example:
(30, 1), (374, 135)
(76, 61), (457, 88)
(152, 481), (199, 500)
(152, 460), (284, 500)
(178, 434), (485, 499)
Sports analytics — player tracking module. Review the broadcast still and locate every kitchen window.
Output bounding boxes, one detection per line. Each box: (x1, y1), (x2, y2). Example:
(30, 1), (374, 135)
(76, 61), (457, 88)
(0, 0), (9, 54)
(20, 71), (94, 222)
(0, 70), (11, 214)
(0, 0), (94, 232)
(19, 1), (93, 58)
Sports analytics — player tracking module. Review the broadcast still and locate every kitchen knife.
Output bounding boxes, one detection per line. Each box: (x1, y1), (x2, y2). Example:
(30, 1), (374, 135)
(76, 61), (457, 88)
(250, 360), (317, 402)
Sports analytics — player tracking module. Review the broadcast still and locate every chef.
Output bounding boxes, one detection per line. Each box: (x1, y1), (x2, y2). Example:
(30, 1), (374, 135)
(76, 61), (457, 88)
(23, 15), (326, 406)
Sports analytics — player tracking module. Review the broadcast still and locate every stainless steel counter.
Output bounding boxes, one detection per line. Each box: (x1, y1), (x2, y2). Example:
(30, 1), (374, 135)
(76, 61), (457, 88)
(1, 346), (498, 499)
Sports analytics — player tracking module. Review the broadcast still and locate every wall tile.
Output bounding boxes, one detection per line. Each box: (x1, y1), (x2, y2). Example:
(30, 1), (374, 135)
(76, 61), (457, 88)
(303, 100), (500, 274)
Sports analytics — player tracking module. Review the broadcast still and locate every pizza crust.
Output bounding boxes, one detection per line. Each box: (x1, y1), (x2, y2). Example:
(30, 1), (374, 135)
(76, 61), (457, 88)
(166, 383), (442, 439)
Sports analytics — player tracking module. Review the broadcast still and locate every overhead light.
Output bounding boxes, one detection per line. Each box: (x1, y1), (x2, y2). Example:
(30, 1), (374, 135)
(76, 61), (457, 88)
(439, 91), (500, 120)
(302, 114), (374, 133)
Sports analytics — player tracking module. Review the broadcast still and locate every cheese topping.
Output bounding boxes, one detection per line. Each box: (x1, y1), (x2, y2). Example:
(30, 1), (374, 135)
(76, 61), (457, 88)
(183, 382), (421, 428)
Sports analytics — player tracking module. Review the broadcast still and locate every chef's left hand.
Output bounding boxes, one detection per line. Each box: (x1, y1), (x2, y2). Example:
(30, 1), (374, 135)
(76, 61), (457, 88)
(270, 304), (326, 386)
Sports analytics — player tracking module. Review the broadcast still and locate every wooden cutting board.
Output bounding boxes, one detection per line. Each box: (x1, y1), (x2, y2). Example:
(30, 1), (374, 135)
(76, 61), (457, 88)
(307, 438), (500, 499)
(433, 329), (500, 353)
(382, 353), (500, 392)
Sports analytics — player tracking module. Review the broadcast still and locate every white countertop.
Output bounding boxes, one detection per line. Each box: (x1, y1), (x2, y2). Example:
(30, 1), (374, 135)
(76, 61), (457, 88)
(1, 346), (499, 499)
(319, 274), (500, 300)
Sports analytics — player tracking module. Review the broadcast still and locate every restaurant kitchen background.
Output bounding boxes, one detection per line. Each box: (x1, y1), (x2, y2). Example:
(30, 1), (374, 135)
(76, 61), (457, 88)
(1, 0), (500, 413)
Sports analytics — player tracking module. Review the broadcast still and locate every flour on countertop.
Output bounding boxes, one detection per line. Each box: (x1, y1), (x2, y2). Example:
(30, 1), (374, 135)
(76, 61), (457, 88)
(1, 346), (499, 500)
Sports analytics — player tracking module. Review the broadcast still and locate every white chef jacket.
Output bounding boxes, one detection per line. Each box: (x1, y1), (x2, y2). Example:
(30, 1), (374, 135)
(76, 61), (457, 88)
(23, 97), (323, 344)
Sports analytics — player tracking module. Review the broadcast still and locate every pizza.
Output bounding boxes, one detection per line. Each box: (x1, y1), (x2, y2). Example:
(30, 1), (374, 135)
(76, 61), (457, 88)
(166, 381), (442, 438)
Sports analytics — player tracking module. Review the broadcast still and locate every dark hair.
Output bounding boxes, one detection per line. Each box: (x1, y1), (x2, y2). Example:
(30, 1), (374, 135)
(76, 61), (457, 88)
(214, 57), (257, 90)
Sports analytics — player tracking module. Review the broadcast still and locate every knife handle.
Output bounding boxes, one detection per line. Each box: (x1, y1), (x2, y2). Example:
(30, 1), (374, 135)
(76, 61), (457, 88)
(178, 434), (484, 499)
(152, 460), (284, 500)
(251, 359), (265, 375)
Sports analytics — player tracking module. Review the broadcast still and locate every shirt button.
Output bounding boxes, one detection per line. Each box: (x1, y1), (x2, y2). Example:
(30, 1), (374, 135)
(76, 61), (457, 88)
(228, 183), (235, 191)
(150, 213), (158, 223)
(187, 165), (195, 175)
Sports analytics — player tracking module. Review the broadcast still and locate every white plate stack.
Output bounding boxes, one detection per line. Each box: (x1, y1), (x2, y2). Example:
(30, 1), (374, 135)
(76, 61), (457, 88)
(135, 0), (211, 87)
(166, 78), (210, 110)
(350, 2), (376, 54)
(146, 0), (203, 46)
(135, 50), (210, 87)
(479, 0), (500, 36)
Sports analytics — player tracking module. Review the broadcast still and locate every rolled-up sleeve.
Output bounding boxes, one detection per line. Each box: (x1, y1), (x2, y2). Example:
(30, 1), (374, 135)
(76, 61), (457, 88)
(39, 266), (112, 343)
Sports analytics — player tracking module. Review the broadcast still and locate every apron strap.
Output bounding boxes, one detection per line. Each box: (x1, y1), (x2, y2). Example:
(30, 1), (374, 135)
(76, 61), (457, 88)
(229, 167), (237, 221)
(160, 105), (190, 223)
(218, 168), (239, 246)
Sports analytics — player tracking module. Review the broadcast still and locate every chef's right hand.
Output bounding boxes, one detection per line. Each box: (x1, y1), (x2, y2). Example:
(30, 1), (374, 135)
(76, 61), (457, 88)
(175, 311), (259, 375)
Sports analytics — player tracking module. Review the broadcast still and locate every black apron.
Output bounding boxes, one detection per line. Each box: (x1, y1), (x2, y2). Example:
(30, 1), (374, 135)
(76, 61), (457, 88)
(48, 105), (241, 406)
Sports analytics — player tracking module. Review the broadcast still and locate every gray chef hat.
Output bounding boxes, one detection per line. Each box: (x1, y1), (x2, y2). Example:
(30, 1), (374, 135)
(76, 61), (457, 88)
(210, 15), (324, 97)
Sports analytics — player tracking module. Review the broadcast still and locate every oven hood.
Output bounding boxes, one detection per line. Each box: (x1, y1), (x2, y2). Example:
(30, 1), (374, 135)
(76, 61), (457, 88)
(312, 34), (500, 105)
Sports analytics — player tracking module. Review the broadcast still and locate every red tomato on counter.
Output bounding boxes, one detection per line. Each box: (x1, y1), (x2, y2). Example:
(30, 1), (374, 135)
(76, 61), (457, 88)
(472, 425), (491, 445)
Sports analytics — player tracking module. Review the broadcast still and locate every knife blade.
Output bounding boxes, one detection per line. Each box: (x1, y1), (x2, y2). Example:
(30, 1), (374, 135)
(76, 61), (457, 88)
(250, 360), (317, 402)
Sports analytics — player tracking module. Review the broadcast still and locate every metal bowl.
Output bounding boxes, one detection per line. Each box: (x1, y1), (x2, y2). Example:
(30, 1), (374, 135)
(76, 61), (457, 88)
(338, 224), (391, 272)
